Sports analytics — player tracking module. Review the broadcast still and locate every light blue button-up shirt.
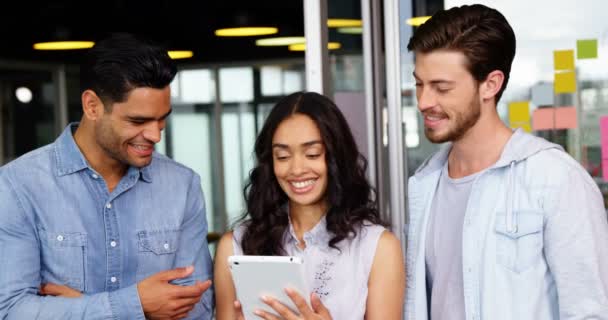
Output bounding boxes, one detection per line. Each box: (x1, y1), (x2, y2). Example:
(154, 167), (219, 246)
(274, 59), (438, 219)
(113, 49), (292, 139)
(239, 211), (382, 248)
(0, 123), (214, 319)
(405, 130), (608, 320)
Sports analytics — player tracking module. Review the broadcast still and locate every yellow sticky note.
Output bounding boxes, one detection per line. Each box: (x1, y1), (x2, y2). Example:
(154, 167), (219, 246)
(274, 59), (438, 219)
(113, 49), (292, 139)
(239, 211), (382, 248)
(577, 39), (598, 59)
(508, 101), (531, 132)
(508, 101), (530, 123)
(554, 50), (575, 70)
(554, 71), (577, 94)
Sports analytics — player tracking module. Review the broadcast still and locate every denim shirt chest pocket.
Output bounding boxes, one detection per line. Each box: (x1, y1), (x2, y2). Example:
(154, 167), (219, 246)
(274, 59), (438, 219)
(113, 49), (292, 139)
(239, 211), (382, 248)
(38, 229), (87, 291)
(136, 229), (180, 281)
(494, 212), (544, 273)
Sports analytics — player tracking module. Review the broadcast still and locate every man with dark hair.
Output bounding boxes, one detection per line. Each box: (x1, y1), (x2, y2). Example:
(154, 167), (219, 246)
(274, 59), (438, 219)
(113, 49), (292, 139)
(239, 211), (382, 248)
(0, 33), (214, 319)
(405, 4), (608, 320)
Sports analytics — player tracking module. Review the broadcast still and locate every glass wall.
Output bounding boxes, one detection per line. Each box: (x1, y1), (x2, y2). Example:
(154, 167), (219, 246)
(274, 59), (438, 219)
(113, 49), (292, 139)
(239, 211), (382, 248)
(162, 63), (306, 237)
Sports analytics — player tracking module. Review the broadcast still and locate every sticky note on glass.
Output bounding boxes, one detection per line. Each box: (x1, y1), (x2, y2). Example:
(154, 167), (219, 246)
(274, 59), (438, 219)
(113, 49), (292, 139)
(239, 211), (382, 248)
(508, 101), (531, 132)
(554, 71), (576, 94)
(532, 108), (554, 131)
(554, 50), (575, 70)
(577, 39), (598, 59)
(531, 83), (554, 106)
(600, 116), (608, 181)
(555, 106), (577, 129)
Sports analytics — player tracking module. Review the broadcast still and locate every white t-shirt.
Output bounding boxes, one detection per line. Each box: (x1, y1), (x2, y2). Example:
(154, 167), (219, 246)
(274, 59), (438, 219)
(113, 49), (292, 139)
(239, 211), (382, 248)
(426, 162), (484, 320)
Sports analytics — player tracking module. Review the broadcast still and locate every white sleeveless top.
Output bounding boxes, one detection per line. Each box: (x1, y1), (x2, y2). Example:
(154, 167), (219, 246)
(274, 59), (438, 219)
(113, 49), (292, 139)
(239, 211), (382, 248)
(232, 216), (385, 320)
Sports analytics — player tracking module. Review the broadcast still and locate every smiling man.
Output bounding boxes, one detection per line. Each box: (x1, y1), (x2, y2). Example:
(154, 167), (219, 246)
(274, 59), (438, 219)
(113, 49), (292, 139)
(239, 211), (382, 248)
(405, 4), (608, 320)
(0, 33), (214, 319)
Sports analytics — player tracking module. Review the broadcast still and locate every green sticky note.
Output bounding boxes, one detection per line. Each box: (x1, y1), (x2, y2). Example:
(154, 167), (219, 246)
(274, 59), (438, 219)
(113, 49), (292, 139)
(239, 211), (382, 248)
(577, 39), (598, 59)
(554, 50), (575, 70)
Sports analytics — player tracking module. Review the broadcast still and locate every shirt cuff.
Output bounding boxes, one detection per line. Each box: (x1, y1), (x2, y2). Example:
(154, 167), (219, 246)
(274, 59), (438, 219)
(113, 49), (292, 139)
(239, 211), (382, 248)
(108, 284), (146, 320)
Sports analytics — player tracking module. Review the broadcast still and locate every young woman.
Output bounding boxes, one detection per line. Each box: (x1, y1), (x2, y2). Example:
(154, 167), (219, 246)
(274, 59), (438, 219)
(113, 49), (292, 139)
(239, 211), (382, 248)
(214, 91), (405, 319)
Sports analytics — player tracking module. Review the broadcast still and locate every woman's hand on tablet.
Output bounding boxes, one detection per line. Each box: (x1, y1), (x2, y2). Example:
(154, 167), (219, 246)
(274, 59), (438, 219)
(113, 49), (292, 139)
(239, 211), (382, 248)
(233, 300), (246, 320)
(255, 288), (332, 320)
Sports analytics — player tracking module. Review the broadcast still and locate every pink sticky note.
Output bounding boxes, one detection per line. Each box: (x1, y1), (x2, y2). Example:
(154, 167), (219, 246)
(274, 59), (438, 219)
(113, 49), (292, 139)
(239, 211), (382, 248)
(532, 108), (555, 130)
(554, 107), (577, 129)
(600, 116), (608, 181)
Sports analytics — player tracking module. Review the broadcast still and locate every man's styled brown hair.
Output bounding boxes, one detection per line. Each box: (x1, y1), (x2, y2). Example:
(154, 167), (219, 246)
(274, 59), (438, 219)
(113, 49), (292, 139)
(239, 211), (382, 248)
(407, 4), (516, 102)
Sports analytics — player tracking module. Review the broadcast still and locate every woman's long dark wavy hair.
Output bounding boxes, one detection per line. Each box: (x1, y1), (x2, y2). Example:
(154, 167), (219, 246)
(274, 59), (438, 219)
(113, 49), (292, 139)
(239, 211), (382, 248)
(238, 91), (386, 255)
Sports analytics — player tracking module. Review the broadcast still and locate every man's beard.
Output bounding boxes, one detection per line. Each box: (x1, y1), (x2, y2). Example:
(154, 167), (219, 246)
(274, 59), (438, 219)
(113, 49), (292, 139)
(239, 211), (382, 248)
(424, 99), (481, 143)
(95, 120), (148, 168)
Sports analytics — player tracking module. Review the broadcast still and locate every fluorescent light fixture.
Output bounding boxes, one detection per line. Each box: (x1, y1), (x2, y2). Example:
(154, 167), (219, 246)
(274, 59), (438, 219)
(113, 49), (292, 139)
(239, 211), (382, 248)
(33, 41), (95, 50)
(288, 42), (342, 51)
(406, 16), (431, 26)
(168, 51), (193, 59)
(215, 27), (278, 37)
(327, 19), (362, 28)
(337, 27), (363, 35)
(256, 37), (306, 46)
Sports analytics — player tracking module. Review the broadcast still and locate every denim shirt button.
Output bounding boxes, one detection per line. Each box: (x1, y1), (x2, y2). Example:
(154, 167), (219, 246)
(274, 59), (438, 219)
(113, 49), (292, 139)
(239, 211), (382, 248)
(91, 174), (99, 179)
(110, 241), (117, 247)
(56, 235), (64, 242)
(106, 203), (112, 209)
(163, 243), (170, 250)
(110, 276), (117, 283)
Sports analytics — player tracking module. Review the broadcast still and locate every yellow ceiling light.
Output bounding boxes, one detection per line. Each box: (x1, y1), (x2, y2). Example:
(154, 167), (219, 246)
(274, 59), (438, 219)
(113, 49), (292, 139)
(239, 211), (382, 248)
(406, 16), (431, 26)
(215, 27), (278, 37)
(33, 41), (95, 50)
(168, 50), (193, 59)
(327, 19), (362, 28)
(256, 37), (306, 46)
(337, 27), (363, 35)
(288, 42), (342, 51)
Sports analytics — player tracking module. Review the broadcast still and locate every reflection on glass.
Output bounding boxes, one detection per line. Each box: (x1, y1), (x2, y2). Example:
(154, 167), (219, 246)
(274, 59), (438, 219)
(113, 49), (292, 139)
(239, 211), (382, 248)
(167, 69), (218, 231)
(220, 67), (254, 102)
(222, 104), (256, 225)
(260, 65), (305, 96)
(156, 130), (167, 155)
(261, 66), (282, 96)
(283, 70), (304, 94)
(174, 70), (215, 104)
(402, 107), (419, 148)
(170, 112), (215, 231)
(332, 54), (365, 92)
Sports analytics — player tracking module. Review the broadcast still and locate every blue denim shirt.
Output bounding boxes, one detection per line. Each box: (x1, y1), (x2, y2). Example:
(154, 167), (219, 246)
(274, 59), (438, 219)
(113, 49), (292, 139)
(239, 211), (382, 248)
(0, 123), (214, 319)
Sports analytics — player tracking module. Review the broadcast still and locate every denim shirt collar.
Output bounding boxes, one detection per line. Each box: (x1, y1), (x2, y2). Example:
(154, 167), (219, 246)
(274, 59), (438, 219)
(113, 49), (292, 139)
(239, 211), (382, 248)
(54, 122), (152, 182)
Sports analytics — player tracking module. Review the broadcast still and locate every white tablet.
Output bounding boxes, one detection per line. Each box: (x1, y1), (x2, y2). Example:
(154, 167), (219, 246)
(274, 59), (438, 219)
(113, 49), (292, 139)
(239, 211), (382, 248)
(228, 255), (310, 319)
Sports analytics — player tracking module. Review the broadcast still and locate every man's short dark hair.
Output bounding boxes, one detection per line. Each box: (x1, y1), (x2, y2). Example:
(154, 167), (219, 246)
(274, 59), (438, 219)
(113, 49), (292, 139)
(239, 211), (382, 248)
(80, 33), (177, 111)
(407, 4), (516, 102)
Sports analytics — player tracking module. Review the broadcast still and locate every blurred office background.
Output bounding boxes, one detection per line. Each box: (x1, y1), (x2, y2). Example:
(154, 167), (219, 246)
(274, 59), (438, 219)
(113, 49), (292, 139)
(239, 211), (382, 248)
(1, 0), (606, 250)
